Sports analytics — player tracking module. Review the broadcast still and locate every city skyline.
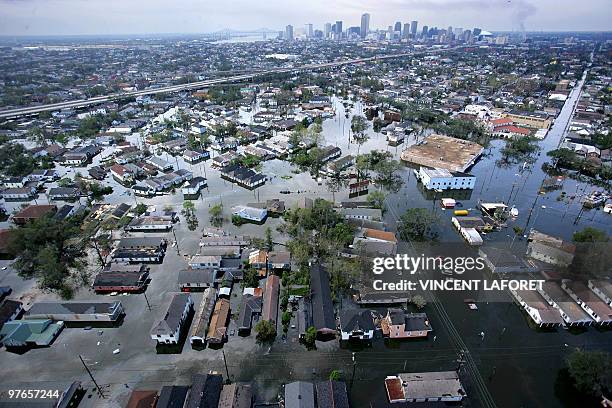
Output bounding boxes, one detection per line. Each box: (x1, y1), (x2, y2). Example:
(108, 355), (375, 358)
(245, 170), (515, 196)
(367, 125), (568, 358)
(0, 0), (610, 36)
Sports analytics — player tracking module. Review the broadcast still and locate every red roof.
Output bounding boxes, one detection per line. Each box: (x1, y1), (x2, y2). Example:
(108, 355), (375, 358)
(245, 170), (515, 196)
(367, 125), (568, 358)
(13, 205), (56, 221)
(490, 118), (513, 126)
(110, 164), (126, 175)
(497, 125), (530, 135)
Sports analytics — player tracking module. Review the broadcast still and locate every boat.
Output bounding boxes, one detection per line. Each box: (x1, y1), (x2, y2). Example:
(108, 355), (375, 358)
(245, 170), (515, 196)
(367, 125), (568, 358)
(604, 203), (612, 215)
(510, 207), (519, 217)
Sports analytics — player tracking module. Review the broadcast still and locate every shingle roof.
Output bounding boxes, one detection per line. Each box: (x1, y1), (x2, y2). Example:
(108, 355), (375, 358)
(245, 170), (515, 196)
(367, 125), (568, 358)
(316, 381), (349, 408)
(309, 265), (336, 332)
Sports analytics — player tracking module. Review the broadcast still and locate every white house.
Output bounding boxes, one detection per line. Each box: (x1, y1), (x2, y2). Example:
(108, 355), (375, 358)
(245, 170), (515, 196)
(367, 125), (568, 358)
(3, 177), (26, 188)
(189, 255), (222, 270)
(339, 309), (375, 341)
(1, 187), (36, 201)
(182, 177), (207, 196)
(110, 164), (134, 185)
(232, 205), (267, 223)
(146, 156), (174, 172)
(150, 293), (194, 345)
(417, 167), (476, 190)
(183, 149), (209, 163)
(385, 371), (466, 403)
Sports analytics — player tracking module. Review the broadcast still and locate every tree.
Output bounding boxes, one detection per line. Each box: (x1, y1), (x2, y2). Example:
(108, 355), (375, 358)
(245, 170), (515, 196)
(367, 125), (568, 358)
(367, 191), (386, 211)
(242, 268), (259, 288)
(8, 213), (89, 298)
(398, 208), (439, 241)
(411, 295), (427, 309)
(265, 227), (274, 252)
(328, 257), (360, 298)
(255, 320), (277, 343)
(351, 115), (369, 155)
(209, 203), (223, 227)
(566, 349), (611, 396)
(329, 370), (341, 381)
(573, 227), (609, 243)
(0, 136), (42, 177)
(182, 201), (199, 231)
(134, 203), (147, 216)
(372, 159), (403, 193)
(282, 311), (292, 326)
(303, 326), (317, 348)
(355, 154), (371, 181)
(326, 171), (347, 203)
(571, 227), (611, 279)
(90, 233), (111, 267)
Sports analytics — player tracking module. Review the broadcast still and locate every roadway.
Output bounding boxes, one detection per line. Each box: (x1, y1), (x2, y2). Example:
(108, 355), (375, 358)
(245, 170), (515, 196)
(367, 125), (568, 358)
(0, 46), (459, 120)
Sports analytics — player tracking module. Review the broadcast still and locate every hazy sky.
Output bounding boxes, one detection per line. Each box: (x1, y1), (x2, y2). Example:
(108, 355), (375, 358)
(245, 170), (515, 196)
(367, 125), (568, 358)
(0, 0), (610, 36)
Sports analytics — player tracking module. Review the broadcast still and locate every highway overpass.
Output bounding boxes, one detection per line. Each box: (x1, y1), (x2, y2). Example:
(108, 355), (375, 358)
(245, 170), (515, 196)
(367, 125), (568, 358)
(0, 47), (457, 120)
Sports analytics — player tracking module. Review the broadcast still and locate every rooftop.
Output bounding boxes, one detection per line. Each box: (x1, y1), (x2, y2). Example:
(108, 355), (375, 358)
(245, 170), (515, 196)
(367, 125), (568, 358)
(401, 134), (483, 172)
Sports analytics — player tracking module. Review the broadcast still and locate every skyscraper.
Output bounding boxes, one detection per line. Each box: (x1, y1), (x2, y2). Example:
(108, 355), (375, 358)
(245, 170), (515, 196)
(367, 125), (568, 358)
(360, 13), (370, 38)
(421, 25), (428, 38)
(324, 23), (332, 39)
(335, 20), (343, 36)
(410, 20), (418, 36)
(473, 27), (482, 37)
(306, 23), (313, 38)
(403, 23), (410, 39)
(394, 21), (402, 33)
(285, 25), (294, 41)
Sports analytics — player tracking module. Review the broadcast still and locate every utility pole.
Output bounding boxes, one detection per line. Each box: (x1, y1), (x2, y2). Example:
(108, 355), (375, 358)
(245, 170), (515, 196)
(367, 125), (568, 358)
(143, 292), (152, 311)
(79, 355), (105, 399)
(222, 350), (230, 383)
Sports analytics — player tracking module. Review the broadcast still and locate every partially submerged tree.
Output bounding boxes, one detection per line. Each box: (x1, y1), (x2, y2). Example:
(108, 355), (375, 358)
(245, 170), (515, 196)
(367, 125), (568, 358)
(398, 208), (439, 241)
(351, 115), (369, 155)
(182, 200), (199, 231)
(255, 320), (277, 344)
(209, 203), (224, 227)
(566, 349), (611, 396)
(9, 213), (89, 298)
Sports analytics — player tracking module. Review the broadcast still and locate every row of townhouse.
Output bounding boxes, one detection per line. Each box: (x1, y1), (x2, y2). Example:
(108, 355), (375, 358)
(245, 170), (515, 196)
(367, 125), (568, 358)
(219, 163), (267, 189)
(133, 169), (193, 196)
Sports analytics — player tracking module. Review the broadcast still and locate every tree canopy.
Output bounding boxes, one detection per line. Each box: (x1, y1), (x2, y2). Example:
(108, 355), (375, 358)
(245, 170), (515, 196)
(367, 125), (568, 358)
(566, 349), (611, 396)
(8, 212), (90, 298)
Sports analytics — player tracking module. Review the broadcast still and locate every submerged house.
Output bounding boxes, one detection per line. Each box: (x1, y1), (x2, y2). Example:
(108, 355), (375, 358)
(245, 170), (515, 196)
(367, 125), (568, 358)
(150, 293), (194, 345)
(308, 265), (336, 339)
(339, 309), (375, 341)
(0, 319), (64, 349)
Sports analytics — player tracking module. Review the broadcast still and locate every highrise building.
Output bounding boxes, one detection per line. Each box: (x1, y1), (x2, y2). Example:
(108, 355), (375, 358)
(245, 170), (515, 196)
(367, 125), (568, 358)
(473, 27), (482, 37)
(403, 23), (410, 39)
(410, 20), (418, 35)
(421, 25), (428, 38)
(360, 13), (370, 38)
(335, 20), (343, 36)
(394, 21), (402, 34)
(306, 23), (313, 38)
(454, 27), (463, 37)
(324, 23), (332, 38)
(285, 25), (294, 41)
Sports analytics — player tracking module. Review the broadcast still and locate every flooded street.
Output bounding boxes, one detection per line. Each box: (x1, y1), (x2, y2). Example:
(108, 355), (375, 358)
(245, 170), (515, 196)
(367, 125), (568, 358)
(0, 65), (609, 408)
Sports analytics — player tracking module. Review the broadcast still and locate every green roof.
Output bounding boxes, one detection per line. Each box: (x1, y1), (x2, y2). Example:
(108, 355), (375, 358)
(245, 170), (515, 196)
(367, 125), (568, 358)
(0, 319), (63, 347)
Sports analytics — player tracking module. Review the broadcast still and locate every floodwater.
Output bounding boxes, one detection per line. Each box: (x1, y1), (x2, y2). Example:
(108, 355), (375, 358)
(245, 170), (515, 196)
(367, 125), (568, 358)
(1, 68), (610, 408)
